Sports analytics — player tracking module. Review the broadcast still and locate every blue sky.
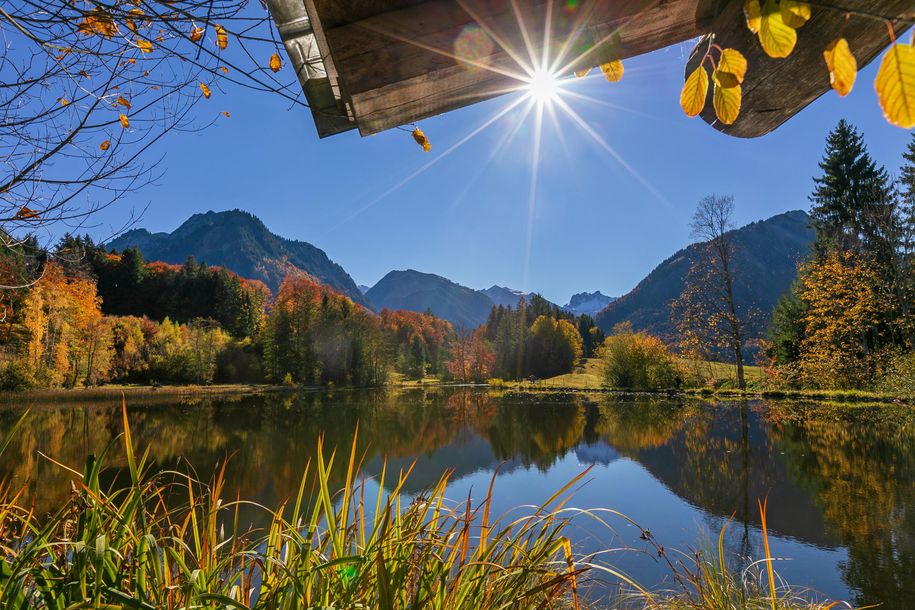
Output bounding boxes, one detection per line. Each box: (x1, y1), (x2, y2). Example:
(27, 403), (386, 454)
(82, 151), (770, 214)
(88, 40), (913, 305)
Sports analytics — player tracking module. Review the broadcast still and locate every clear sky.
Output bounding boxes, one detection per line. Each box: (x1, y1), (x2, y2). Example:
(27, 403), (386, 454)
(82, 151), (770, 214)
(86, 39), (913, 305)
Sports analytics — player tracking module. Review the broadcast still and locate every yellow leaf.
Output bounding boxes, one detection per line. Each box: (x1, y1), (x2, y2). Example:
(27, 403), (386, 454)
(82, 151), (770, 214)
(759, 0), (796, 58)
(680, 65), (709, 117)
(574, 68), (590, 78)
(220, 66), (229, 74)
(100, 140), (111, 151)
(222, 111), (230, 118)
(136, 38), (153, 53)
(190, 26), (204, 42)
(269, 52), (282, 73)
(412, 127), (431, 152)
(600, 60), (624, 83)
(199, 82), (211, 99)
(875, 42), (915, 129)
(713, 83), (741, 124)
(823, 38), (857, 97)
(215, 24), (228, 50)
(59, 98), (69, 106)
(119, 114), (130, 128)
(714, 48), (748, 88)
(744, 0), (761, 33)
(780, 0), (811, 29)
(116, 95), (131, 110)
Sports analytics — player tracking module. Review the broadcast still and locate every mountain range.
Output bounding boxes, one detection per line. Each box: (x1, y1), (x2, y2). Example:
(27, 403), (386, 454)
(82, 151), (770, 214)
(106, 208), (814, 337)
(594, 209), (814, 339)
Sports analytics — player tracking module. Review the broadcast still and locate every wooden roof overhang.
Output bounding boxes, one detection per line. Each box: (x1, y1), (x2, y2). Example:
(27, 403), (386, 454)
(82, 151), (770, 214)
(267, 0), (912, 139)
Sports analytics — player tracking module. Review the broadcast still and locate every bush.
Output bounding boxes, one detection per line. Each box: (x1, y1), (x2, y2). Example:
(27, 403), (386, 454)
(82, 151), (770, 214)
(600, 324), (680, 390)
(0, 360), (36, 391)
(878, 352), (915, 395)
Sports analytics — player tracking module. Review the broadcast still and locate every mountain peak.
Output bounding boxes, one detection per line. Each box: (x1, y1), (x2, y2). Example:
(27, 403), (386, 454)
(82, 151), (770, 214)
(106, 210), (366, 304)
(563, 291), (616, 317)
(366, 270), (494, 329)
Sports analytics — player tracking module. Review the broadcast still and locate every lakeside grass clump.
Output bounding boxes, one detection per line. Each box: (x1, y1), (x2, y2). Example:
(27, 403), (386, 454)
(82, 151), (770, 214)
(0, 404), (854, 609)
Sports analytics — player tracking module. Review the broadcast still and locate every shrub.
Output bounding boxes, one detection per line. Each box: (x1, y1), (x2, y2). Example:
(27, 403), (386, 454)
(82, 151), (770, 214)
(0, 360), (36, 391)
(600, 323), (679, 390)
(878, 352), (915, 395)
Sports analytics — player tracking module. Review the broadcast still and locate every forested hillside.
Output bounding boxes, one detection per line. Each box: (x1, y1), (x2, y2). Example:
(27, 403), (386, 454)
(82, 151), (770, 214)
(596, 210), (814, 340)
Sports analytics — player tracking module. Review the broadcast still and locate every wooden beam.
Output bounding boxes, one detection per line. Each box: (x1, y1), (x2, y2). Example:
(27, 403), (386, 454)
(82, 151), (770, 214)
(685, 0), (912, 137)
(321, 0), (709, 134)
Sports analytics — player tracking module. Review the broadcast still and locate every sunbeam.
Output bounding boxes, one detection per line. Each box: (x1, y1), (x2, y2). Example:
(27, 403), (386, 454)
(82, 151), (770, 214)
(326, 95), (530, 233)
(553, 96), (672, 208)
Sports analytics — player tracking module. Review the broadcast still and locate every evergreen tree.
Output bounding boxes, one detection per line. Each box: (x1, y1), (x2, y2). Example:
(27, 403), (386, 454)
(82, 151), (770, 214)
(810, 120), (895, 258)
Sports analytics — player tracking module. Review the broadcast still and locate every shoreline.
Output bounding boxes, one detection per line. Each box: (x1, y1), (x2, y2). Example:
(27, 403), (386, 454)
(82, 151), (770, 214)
(0, 381), (911, 407)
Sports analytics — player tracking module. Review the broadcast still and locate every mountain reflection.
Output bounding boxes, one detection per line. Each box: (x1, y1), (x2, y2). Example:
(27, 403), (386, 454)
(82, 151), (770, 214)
(0, 389), (912, 608)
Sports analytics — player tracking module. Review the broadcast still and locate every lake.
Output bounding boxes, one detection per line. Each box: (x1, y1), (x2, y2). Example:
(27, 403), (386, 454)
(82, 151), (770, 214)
(0, 388), (912, 608)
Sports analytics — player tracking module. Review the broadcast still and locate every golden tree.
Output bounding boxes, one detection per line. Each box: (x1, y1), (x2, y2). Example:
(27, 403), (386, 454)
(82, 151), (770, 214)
(797, 251), (892, 388)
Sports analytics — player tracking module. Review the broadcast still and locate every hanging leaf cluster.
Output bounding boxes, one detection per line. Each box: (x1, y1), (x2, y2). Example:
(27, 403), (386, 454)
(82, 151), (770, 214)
(680, 47), (747, 125)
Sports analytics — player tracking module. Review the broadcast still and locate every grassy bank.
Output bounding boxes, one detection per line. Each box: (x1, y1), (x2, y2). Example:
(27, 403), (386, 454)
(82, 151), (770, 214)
(0, 405), (845, 609)
(0, 383), (297, 404)
(489, 359), (914, 405)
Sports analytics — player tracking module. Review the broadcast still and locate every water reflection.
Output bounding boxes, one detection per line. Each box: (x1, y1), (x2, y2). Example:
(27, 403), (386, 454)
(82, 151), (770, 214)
(0, 389), (912, 608)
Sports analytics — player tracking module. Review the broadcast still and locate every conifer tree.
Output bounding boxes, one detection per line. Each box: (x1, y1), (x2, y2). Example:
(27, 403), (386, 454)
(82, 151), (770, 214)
(810, 120), (895, 259)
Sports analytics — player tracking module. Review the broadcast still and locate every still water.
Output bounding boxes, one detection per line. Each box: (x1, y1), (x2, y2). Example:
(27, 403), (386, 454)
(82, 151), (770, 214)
(0, 388), (912, 607)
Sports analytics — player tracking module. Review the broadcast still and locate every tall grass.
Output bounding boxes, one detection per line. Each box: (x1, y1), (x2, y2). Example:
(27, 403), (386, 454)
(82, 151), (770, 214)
(0, 402), (859, 609)
(0, 402), (589, 608)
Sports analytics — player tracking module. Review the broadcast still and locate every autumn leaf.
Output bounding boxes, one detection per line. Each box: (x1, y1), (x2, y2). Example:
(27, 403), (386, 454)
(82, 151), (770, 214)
(680, 65), (709, 117)
(600, 60), (624, 83)
(136, 38), (153, 53)
(190, 26), (205, 42)
(220, 66), (229, 74)
(875, 42), (915, 129)
(59, 98), (69, 106)
(100, 140), (111, 151)
(713, 83), (741, 124)
(744, 0), (762, 33)
(119, 114), (130, 128)
(199, 82), (211, 99)
(215, 25), (228, 50)
(222, 111), (230, 118)
(574, 68), (590, 78)
(269, 53), (282, 73)
(13, 206), (39, 220)
(759, 0), (796, 58)
(412, 127), (431, 152)
(116, 96), (131, 110)
(715, 48), (747, 88)
(823, 38), (856, 97)
(780, 0), (811, 29)
(78, 70), (90, 78)
(78, 9), (118, 38)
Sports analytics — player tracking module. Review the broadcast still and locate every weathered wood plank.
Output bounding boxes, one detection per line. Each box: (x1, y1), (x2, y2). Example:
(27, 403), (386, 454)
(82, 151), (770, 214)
(323, 0), (707, 134)
(685, 0), (912, 137)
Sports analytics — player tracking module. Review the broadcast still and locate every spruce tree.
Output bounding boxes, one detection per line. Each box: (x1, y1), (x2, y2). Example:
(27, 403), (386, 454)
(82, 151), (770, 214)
(810, 120), (895, 258)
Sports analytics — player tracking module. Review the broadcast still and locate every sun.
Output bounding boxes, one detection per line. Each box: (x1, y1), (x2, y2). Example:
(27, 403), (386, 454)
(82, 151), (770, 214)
(523, 68), (561, 105)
